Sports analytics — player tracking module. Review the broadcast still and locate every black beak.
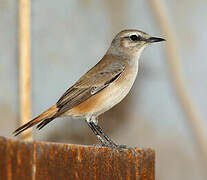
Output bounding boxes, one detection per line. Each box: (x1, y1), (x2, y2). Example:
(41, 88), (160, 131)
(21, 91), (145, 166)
(147, 37), (166, 43)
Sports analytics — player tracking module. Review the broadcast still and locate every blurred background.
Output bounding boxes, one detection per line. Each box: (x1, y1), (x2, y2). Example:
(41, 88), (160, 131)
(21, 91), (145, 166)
(1, 0), (207, 179)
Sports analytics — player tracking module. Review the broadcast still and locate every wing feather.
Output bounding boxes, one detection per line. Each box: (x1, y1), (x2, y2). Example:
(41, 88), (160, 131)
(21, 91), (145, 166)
(55, 59), (125, 116)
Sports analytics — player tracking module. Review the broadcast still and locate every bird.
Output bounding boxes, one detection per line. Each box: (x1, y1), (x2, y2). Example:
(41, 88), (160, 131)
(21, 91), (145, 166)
(13, 29), (165, 148)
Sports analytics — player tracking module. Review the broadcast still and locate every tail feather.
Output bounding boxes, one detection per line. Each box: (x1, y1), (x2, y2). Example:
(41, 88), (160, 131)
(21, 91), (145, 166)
(13, 105), (58, 136)
(36, 118), (54, 130)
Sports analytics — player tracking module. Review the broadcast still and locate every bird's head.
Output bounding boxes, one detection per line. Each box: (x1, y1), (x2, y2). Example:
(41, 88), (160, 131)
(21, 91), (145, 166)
(107, 29), (165, 59)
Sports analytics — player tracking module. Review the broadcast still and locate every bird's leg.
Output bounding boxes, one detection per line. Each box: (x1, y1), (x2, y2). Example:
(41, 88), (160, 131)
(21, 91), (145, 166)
(92, 122), (118, 147)
(92, 120), (135, 153)
(90, 116), (117, 147)
(86, 118), (108, 146)
(87, 117), (131, 152)
(93, 123), (130, 152)
(90, 117), (126, 149)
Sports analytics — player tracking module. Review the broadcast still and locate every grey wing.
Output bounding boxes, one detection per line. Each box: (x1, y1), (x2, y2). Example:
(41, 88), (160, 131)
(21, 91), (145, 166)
(55, 61), (125, 116)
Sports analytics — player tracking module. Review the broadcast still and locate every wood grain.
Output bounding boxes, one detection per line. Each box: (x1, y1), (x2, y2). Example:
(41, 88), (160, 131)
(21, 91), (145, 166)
(0, 136), (155, 180)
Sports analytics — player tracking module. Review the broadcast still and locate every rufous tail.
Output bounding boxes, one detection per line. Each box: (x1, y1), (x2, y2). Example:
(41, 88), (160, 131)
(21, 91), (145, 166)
(13, 105), (58, 136)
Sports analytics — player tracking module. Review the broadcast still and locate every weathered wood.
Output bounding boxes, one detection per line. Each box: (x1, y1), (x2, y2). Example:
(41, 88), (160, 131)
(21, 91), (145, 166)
(0, 136), (155, 180)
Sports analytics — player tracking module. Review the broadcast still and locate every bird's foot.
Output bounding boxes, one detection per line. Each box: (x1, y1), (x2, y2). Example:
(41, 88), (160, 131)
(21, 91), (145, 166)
(96, 142), (128, 152)
(92, 143), (136, 155)
(92, 142), (123, 149)
(112, 144), (137, 155)
(92, 141), (111, 148)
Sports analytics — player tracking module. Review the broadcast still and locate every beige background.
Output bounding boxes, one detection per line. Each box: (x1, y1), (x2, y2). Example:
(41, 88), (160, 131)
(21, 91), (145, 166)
(0, 0), (207, 179)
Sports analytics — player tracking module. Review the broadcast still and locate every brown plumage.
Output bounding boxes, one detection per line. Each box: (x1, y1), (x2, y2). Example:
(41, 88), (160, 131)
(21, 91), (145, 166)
(13, 55), (125, 136)
(13, 105), (58, 136)
(13, 29), (165, 148)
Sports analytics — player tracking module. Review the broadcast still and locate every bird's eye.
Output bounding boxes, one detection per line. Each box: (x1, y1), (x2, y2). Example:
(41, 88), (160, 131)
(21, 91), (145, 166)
(129, 35), (141, 42)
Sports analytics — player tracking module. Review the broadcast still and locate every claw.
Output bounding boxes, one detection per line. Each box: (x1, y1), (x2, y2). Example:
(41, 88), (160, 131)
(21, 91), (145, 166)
(112, 144), (137, 155)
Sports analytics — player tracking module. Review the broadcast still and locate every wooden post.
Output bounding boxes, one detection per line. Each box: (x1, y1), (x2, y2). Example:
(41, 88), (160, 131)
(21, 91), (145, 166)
(0, 137), (155, 180)
(19, 0), (32, 140)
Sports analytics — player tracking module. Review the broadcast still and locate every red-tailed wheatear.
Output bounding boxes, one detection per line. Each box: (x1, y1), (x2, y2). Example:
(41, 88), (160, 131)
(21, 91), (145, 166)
(14, 29), (165, 148)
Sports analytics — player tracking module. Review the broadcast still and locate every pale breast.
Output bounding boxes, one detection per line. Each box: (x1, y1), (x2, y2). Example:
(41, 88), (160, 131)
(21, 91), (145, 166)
(66, 60), (139, 117)
(95, 61), (138, 115)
